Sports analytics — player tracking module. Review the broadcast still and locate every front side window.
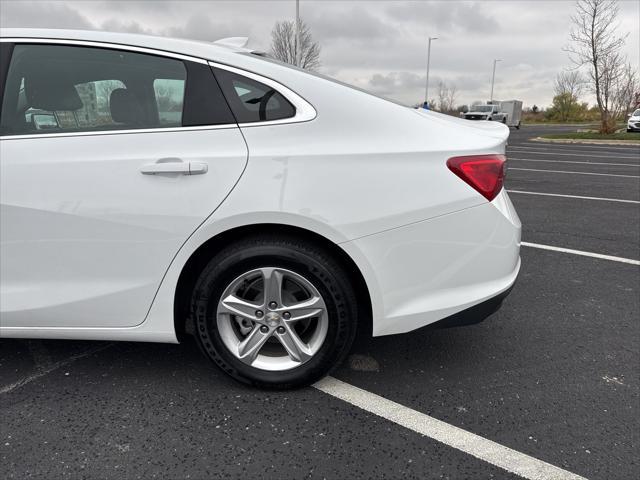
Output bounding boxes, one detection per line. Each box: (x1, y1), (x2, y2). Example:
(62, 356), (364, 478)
(213, 68), (295, 123)
(0, 44), (188, 135)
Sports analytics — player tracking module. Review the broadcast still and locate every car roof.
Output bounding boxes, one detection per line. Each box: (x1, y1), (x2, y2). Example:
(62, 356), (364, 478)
(0, 28), (244, 65)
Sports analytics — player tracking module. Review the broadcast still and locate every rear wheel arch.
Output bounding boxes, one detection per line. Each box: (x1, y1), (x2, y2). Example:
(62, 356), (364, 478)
(173, 223), (373, 342)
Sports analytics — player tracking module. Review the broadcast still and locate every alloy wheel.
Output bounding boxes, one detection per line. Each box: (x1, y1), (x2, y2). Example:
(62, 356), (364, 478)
(216, 267), (329, 371)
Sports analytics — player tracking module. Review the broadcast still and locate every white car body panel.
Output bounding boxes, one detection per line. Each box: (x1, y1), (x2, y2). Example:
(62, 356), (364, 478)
(0, 28), (521, 343)
(1, 128), (248, 328)
(342, 191), (521, 336)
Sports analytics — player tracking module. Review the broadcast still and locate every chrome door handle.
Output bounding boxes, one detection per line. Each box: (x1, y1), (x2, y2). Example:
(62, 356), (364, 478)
(188, 162), (208, 175)
(140, 159), (208, 175)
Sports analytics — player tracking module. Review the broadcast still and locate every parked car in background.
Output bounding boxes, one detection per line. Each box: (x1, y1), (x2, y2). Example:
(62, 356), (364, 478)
(463, 104), (505, 122)
(0, 28), (521, 388)
(462, 101), (522, 129)
(627, 109), (640, 132)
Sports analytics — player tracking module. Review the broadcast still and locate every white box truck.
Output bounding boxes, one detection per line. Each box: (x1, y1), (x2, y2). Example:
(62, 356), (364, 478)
(499, 100), (523, 129)
(461, 100), (522, 129)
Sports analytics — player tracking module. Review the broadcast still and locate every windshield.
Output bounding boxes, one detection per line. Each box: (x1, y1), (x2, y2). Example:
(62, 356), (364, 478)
(633, 109), (640, 117)
(472, 106), (494, 112)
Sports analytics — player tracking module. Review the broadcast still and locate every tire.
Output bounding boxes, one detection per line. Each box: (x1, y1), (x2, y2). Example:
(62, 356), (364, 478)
(502, 117), (507, 124)
(190, 234), (358, 389)
(516, 122), (521, 130)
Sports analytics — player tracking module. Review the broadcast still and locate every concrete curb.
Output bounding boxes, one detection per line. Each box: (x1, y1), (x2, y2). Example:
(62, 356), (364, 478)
(531, 137), (640, 146)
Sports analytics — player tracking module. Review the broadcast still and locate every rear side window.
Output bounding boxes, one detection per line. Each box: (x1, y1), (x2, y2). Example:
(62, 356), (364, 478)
(214, 68), (295, 123)
(0, 44), (235, 136)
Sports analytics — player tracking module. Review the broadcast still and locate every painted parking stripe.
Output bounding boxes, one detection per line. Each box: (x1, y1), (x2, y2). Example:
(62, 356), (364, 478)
(506, 150), (640, 160)
(509, 167), (640, 178)
(507, 190), (640, 204)
(514, 141), (640, 148)
(510, 144), (640, 153)
(521, 242), (640, 266)
(511, 144), (640, 153)
(509, 157), (640, 168)
(314, 376), (587, 480)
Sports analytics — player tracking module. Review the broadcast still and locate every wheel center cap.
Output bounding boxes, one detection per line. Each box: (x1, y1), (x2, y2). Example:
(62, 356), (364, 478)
(265, 312), (280, 327)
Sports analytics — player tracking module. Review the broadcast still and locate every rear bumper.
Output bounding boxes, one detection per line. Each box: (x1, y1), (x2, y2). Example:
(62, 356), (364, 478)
(341, 189), (521, 336)
(429, 283), (514, 329)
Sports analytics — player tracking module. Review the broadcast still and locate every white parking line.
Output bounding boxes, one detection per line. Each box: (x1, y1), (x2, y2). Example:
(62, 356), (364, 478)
(509, 167), (640, 178)
(507, 190), (640, 204)
(509, 157), (640, 168)
(507, 149), (640, 160)
(0, 343), (113, 394)
(314, 376), (587, 480)
(515, 141), (640, 149)
(508, 143), (640, 152)
(511, 144), (640, 153)
(521, 242), (640, 265)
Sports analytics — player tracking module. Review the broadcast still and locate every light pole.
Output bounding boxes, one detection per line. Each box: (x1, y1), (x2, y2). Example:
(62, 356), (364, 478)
(424, 36), (438, 108)
(295, 0), (301, 67)
(490, 59), (502, 102)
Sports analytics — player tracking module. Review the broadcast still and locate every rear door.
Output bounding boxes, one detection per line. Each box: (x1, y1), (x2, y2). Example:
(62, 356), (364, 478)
(0, 41), (247, 328)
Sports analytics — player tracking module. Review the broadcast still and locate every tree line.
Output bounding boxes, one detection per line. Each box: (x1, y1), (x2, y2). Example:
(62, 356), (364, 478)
(546, 0), (638, 130)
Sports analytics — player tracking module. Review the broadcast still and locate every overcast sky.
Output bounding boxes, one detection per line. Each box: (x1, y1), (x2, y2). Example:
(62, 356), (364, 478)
(1, 0), (638, 107)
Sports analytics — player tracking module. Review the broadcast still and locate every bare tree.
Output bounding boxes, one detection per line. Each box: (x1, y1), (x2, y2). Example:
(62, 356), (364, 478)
(270, 19), (321, 71)
(154, 81), (183, 113)
(446, 84), (458, 113)
(554, 70), (584, 100)
(436, 81), (458, 113)
(565, 0), (629, 133)
(613, 63), (639, 118)
(552, 71), (584, 121)
(436, 81), (447, 112)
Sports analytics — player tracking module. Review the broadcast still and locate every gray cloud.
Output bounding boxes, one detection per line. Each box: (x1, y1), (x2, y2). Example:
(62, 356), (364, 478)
(1, 0), (638, 108)
(0, 1), (92, 29)
(368, 71), (424, 96)
(307, 5), (398, 43)
(164, 14), (252, 43)
(99, 19), (154, 35)
(386, 1), (500, 33)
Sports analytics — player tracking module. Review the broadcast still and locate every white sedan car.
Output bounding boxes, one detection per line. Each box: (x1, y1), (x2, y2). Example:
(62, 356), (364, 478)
(628, 109), (640, 132)
(0, 29), (521, 388)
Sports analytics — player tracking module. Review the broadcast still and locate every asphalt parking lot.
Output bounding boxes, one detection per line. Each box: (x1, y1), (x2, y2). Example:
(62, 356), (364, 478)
(1, 124), (639, 479)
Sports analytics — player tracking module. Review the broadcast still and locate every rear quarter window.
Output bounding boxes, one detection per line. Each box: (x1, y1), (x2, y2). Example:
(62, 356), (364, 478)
(213, 68), (295, 123)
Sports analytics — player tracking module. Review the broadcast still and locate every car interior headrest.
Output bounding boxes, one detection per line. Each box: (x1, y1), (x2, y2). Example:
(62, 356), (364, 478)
(25, 75), (83, 112)
(109, 88), (145, 126)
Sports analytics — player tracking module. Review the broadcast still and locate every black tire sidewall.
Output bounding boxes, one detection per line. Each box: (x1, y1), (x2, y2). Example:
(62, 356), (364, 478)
(192, 240), (357, 388)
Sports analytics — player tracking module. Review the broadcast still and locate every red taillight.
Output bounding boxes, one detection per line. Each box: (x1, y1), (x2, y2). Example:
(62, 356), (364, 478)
(446, 154), (506, 201)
